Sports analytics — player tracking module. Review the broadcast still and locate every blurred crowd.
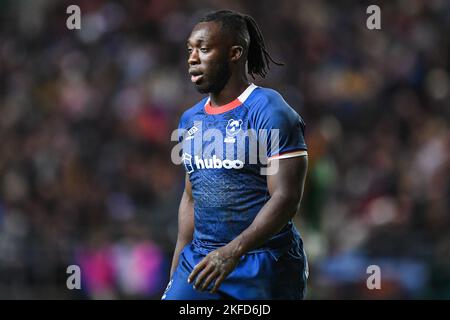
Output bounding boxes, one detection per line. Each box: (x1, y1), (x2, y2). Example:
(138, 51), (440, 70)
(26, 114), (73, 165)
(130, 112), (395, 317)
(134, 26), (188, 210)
(0, 0), (449, 299)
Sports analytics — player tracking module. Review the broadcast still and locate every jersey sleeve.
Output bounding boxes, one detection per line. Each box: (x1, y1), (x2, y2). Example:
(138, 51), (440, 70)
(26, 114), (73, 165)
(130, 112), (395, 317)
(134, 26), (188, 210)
(177, 110), (191, 143)
(177, 117), (186, 143)
(252, 91), (307, 160)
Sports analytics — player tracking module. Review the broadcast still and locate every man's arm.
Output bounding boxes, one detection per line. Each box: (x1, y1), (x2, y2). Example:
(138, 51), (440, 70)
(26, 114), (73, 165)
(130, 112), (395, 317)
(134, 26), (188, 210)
(170, 174), (194, 278)
(188, 156), (308, 292)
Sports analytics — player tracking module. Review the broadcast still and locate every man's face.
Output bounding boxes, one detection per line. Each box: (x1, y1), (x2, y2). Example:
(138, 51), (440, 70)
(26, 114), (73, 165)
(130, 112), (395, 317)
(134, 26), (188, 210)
(187, 22), (232, 94)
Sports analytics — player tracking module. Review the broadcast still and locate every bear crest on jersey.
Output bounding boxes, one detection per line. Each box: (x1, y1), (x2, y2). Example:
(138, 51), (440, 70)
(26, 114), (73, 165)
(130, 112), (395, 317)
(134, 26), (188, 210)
(225, 119), (243, 143)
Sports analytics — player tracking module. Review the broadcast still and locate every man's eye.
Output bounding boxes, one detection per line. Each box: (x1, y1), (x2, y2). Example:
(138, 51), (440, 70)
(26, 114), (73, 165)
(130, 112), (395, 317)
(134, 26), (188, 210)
(187, 48), (193, 54)
(200, 48), (208, 53)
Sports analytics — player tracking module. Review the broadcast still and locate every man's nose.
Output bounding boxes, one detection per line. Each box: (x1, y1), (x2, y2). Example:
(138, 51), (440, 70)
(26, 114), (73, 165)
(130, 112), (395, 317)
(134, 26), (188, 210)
(188, 49), (200, 65)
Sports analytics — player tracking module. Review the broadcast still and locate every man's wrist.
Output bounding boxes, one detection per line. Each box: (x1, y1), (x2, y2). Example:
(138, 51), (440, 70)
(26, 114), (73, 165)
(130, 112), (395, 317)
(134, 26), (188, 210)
(226, 237), (247, 259)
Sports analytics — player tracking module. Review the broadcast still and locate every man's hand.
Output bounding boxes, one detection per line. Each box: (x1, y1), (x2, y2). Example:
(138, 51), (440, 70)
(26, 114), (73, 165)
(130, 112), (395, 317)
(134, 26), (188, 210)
(188, 245), (241, 293)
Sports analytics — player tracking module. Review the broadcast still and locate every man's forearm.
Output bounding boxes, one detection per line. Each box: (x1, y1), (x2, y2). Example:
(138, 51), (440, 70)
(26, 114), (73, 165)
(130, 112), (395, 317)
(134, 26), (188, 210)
(170, 184), (194, 278)
(170, 237), (191, 277)
(226, 192), (300, 258)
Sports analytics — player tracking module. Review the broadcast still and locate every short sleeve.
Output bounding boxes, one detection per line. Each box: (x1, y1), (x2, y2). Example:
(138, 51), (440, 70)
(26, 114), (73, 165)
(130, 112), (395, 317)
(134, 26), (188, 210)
(177, 111), (191, 144)
(252, 91), (307, 160)
(177, 118), (185, 143)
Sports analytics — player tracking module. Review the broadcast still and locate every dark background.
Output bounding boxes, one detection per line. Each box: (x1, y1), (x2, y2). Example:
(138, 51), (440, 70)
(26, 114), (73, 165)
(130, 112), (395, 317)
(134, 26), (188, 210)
(0, 0), (449, 299)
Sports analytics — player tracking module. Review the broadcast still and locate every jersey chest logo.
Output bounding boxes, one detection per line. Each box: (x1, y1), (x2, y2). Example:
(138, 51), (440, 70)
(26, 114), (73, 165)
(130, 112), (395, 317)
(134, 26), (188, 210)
(224, 119), (243, 143)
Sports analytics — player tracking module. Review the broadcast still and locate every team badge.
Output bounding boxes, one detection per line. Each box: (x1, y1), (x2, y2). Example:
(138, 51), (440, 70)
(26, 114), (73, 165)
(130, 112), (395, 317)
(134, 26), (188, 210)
(224, 119), (242, 143)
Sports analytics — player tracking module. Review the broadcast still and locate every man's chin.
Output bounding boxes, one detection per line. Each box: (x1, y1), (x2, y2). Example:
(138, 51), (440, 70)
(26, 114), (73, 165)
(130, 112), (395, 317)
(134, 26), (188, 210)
(195, 84), (211, 94)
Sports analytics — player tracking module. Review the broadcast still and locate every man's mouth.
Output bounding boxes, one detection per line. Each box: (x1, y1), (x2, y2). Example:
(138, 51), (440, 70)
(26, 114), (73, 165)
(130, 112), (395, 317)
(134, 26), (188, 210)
(191, 74), (203, 83)
(189, 71), (204, 83)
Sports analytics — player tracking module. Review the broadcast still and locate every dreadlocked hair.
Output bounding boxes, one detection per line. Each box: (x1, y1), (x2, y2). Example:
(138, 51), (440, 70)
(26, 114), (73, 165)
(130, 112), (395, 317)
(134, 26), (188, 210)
(199, 10), (283, 78)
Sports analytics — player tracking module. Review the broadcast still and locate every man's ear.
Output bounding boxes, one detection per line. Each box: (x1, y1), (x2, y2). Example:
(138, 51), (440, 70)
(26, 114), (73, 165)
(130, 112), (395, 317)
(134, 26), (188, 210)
(230, 45), (244, 62)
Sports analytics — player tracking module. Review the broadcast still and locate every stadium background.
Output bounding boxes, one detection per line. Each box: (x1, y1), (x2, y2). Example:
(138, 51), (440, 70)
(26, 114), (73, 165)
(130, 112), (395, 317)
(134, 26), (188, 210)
(0, 0), (449, 299)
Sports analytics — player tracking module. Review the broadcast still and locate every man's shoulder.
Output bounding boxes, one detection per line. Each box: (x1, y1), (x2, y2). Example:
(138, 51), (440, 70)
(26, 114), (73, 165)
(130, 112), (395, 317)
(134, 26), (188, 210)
(247, 86), (300, 121)
(247, 86), (286, 108)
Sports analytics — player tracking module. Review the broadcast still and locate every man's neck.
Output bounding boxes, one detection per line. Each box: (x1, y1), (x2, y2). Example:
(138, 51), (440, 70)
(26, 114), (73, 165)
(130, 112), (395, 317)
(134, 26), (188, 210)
(209, 75), (250, 107)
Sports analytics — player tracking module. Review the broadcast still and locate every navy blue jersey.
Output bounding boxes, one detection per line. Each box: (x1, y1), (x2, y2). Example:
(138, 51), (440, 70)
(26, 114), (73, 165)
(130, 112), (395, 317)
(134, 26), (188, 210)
(178, 84), (307, 251)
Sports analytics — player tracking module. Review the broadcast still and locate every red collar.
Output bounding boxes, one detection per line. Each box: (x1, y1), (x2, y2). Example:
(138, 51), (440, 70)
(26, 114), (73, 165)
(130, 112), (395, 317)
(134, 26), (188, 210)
(204, 98), (242, 115)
